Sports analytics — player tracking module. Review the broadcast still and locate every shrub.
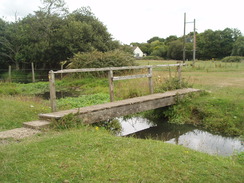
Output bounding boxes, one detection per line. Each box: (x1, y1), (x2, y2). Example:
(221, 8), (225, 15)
(222, 56), (244, 62)
(140, 56), (163, 60)
(67, 50), (136, 69)
(157, 77), (192, 92)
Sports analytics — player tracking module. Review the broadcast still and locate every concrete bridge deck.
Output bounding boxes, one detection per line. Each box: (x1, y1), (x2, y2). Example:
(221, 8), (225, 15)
(39, 88), (201, 124)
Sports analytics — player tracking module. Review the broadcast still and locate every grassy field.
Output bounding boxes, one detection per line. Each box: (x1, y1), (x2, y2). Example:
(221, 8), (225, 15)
(0, 60), (243, 182)
(1, 127), (243, 182)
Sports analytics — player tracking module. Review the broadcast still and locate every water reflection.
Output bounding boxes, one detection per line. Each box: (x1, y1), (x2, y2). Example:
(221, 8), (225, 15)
(118, 117), (244, 156)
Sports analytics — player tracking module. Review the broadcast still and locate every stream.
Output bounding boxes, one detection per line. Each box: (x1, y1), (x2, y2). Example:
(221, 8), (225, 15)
(118, 117), (244, 156)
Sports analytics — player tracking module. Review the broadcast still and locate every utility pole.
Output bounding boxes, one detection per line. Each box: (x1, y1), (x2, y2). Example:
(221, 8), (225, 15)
(183, 13), (186, 63)
(183, 13), (196, 64)
(193, 19), (196, 66)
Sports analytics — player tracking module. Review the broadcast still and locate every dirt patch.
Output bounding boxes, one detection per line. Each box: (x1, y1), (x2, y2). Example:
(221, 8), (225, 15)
(0, 127), (41, 140)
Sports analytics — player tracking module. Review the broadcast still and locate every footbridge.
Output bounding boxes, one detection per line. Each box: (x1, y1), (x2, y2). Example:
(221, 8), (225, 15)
(38, 88), (200, 124)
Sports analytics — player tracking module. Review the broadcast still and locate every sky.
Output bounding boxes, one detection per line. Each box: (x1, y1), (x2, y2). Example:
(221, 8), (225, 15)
(0, 0), (243, 44)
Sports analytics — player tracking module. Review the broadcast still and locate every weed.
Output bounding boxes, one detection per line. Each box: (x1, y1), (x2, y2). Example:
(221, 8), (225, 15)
(157, 77), (192, 92)
(92, 119), (122, 135)
(52, 113), (84, 130)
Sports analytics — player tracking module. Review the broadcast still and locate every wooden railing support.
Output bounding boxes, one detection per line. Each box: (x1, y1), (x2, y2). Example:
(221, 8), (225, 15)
(31, 62), (35, 83)
(148, 67), (153, 94)
(177, 65), (182, 87)
(49, 70), (57, 112)
(8, 65), (12, 83)
(108, 70), (114, 102)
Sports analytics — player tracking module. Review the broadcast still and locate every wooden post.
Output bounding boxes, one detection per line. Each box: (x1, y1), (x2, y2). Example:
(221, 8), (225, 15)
(8, 65), (12, 82)
(49, 70), (57, 112)
(61, 64), (63, 79)
(177, 65), (182, 87)
(108, 70), (114, 102)
(168, 65), (172, 78)
(31, 62), (35, 83)
(148, 67), (153, 94)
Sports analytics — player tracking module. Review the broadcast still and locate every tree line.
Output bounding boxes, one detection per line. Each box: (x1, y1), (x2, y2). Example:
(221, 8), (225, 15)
(1, 0), (244, 73)
(132, 28), (244, 60)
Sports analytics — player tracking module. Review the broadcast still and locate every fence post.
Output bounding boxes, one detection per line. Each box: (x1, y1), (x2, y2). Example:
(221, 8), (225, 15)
(60, 64), (63, 79)
(8, 65), (12, 82)
(31, 62), (35, 83)
(108, 70), (114, 102)
(148, 67), (153, 94)
(177, 65), (182, 87)
(168, 65), (172, 78)
(49, 70), (57, 112)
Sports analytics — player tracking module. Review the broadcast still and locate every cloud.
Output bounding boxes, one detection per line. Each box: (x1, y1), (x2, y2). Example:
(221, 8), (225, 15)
(0, 0), (41, 21)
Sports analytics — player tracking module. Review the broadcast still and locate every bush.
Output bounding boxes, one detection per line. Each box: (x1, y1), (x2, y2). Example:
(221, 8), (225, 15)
(67, 50), (136, 69)
(140, 56), (163, 60)
(222, 56), (244, 62)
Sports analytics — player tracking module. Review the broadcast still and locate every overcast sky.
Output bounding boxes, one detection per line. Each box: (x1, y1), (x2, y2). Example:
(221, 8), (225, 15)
(0, 0), (243, 44)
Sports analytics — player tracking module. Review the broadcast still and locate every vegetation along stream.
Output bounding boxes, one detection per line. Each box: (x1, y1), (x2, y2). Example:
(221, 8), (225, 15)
(118, 117), (244, 156)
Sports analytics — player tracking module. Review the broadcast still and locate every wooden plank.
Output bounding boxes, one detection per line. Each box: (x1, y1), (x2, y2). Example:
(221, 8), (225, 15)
(52, 64), (186, 74)
(113, 74), (151, 81)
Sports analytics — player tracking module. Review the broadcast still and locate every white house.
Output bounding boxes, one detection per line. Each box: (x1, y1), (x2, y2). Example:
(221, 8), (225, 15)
(133, 46), (144, 58)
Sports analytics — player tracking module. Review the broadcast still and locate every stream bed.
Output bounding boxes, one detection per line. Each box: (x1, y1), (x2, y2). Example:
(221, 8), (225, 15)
(118, 117), (243, 156)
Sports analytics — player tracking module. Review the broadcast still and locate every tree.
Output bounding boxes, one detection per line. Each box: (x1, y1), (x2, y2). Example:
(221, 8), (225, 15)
(147, 36), (164, 44)
(197, 28), (242, 59)
(165, 35), (178, 45)
(39, 0), (68, 16)
(167, 40), (183, 60)
(150, 40), (167, 58)
(231, 36), (244, 56)
(0, 20), (25, 70)
(0, 2), (119, 70)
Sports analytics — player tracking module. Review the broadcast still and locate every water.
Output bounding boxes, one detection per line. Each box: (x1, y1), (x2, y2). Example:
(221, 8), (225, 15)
(118, 117), (244, 156)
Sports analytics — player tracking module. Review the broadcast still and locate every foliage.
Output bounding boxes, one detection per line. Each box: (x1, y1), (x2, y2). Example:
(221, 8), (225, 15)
(0, 83), (21, 95)
(57, 93), (110, 109)
(93, 119), (122, 135)
(67, 49), (136, 69)
(166, 40), (183, 60)
(52, 113), (83, 129)
(139, 55), (162, 60)
(162, 92), (244, 136)
(231, 36), (244, 56)
(222, 56), (244, 62)
(150, 40), (167, 58)
(157, 77), (193, 92)
(197, 28), (242, 59)
(0, 2), (119, 70)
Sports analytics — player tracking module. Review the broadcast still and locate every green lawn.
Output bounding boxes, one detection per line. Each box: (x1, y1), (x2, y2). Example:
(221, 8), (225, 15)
(1, 127), (243, 183)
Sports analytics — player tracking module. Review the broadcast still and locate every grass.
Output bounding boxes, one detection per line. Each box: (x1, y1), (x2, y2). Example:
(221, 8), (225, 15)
(0, 95), (50, 131)
(0, 127), (243, 182)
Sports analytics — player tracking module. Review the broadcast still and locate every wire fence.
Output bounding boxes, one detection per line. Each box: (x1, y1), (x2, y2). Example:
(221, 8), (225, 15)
(0, 63), (61, 83)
